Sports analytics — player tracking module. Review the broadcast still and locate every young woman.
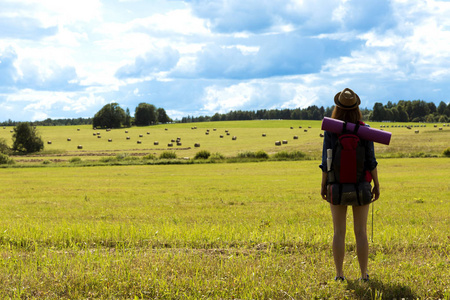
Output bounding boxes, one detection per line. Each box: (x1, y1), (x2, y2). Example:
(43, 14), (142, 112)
(320, 88), (380, 282)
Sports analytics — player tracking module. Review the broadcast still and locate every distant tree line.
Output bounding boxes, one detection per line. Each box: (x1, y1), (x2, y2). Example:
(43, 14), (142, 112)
(180, 100), (449, 123)
(371, 100), (450, 123)
(181, 106), (372, 123)
(1, 102), (172, 129)
(0, 118), (93, 127)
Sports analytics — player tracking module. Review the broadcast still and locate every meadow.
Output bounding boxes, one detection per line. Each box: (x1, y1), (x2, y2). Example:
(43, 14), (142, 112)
(1, 120), (449, 165)
(0, 120), (449, 299)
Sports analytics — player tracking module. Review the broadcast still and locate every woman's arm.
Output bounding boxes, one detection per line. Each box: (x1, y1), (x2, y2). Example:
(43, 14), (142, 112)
(370, 167), (380, 201)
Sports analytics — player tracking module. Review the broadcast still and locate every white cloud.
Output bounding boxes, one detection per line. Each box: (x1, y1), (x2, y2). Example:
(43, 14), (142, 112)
(202, 83), (256, 113)
(130, 9), (210, 36)
(64, 94), (106, 113)
(31, 111), (48, 121)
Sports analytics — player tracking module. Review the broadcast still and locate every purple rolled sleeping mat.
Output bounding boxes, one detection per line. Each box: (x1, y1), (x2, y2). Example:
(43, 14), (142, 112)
(321, 117), (392, 145)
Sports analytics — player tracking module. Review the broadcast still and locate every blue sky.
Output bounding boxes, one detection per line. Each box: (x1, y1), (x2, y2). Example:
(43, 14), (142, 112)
(1, 0), (450, 121)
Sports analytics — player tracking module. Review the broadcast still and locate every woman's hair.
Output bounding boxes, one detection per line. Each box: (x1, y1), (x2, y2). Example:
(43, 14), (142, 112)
(331, 106), (362, 123)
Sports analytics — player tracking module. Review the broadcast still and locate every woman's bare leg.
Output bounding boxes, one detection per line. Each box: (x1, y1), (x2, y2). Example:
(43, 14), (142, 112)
(330, 204), (348, 278)
(352, 204), (370, 279)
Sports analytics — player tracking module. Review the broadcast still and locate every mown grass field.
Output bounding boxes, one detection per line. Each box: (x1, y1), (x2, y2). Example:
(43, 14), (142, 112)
(0, 120), (449, 299)
(1, 120), (449, 164)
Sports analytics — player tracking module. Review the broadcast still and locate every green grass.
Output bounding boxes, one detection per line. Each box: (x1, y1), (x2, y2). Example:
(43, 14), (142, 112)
(0, 158), (449, 298)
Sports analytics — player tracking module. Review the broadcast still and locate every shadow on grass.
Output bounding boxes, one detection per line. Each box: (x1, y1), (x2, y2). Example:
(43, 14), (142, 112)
(347, 278), (417, 299)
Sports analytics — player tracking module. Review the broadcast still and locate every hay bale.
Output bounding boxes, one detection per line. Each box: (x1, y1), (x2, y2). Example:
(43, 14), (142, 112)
(290, 127), (293, 129)
(177, 142), (182, 146)
(108, 139), (112, 142)
(125, 130), (128, 133)
(304, 129), (308, 132)
(220, 135), (224, 138)
(226, 132), (230, 136)
(282, 140), (288, 144)
(154, 141), (159, 145)
(171, 139), (175, 142)
(93, 133), (97, 136)
(439, 127), (443, 130)
(137, 140), (142, 144)
(213, 128), (217, 131)
(67, 138), (71, 141)
(275, 141), (281, 146)
(194, 143), (201, 147)
(262, 133), (266, 137)
(77, 145), (83, 149)
(320, 133), (324, 137)
(47, 141), (52, 144)
(147, 132), (150, 135)
(232, 136), (237, 140)
(165, 128), (168, 131)
(205, 132), (209, 135)
(415, 130), (419, 134)
(77, 128), (80, 131)
(126, 136), (130, 140)
(97, 135), (102, 138)
(168, 143), (173, 147)
(293, 135), (298, 139)
(139, 134), (143, 137)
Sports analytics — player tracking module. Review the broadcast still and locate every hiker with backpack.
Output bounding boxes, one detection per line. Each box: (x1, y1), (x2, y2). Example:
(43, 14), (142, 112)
(320, 88), (380, 282)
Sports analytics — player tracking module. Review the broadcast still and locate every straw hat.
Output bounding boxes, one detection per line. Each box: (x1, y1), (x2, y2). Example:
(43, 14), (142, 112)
(334, 88), (360, 110)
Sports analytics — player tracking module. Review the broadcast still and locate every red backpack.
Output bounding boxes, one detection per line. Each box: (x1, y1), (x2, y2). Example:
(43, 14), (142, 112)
(327, 121), (372, 205)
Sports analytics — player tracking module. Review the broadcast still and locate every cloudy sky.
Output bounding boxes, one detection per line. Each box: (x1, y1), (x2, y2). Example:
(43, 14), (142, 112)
(1, 0), (450, 121)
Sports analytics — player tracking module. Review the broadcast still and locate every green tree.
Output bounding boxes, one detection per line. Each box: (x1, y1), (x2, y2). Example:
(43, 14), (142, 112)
(397, 105), (409, 122)
(125, 108), (131, 127)
(389, 107), (399, 122)
(12, 122), (44, 153)
(426, 114), (436, 123)
(410, 100), (430, 121)
(438, 115), (448, 123)
(437, 101), (447, 115)
(0, 138), (10, 154)
(93, 103), (126, 129)
(428, 102), (437, 114)
(372, 102), (386, 121)
(156, 107), (171, 123)
(135, 103), (157, 126)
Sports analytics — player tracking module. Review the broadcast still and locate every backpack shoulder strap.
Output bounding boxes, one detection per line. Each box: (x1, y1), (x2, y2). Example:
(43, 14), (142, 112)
(353, 121), (361, 135)
(342, 121), (348, 133)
